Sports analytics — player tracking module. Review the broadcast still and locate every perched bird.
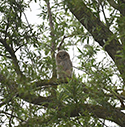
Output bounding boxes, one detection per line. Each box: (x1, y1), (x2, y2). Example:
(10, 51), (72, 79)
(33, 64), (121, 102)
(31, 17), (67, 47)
(56, 50), (72, 79)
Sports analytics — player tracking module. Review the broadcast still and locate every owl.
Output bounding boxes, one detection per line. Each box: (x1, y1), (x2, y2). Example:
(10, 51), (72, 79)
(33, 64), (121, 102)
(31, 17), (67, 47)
(56, 50), (72, 79)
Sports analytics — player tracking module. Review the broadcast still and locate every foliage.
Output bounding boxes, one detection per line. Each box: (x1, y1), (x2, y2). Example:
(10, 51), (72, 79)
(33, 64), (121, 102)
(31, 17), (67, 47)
(0, 0), (125, 127)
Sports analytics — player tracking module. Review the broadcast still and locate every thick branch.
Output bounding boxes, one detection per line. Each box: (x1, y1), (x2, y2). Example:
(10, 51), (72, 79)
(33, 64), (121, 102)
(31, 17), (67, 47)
(0, 73), (52, 106)
(0, 37), (24, 78)
(1, 73), (125, 126)
(71, 104), (125, 127)
(34, 78), (68, 87)
(16, 103), (125, 127)
(1, 73), (124, 107)
(107, 0), (120, 10)
(18, 93), (52, 106)
(66, 0), (122, 60)
(107, 0), (125, 16)
(66, 0), (125, 79)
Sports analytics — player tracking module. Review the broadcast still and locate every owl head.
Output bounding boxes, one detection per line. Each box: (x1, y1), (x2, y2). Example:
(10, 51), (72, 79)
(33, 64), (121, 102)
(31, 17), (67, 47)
(56, 50), (70, 61)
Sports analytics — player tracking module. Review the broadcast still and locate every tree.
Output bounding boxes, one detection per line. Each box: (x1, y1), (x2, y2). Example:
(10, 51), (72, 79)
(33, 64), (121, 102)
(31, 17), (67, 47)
(0, 0), (125, 126)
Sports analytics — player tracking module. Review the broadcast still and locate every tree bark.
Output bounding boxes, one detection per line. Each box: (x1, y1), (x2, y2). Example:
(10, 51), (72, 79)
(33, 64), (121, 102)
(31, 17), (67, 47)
(45, 0), (57, 78)
(65, 0), (125, 81)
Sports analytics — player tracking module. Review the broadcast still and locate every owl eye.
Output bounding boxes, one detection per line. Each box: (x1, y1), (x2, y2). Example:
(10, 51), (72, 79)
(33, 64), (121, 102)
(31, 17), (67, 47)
(58, 54), (61, 57)
(63, 54), (66, 57)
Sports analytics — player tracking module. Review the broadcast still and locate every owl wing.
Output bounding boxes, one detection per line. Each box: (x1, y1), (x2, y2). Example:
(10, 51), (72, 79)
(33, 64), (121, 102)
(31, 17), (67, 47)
(69, 59), (72, 67)
(62, 59), (72, 71)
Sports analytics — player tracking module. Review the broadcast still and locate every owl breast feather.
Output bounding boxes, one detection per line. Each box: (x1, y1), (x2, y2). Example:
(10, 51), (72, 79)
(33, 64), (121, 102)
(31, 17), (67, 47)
(59, 59), (72, 71)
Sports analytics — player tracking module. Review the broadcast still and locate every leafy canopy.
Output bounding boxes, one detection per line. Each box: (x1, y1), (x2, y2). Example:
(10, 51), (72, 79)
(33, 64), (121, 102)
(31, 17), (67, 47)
(0, 0), (125, 127)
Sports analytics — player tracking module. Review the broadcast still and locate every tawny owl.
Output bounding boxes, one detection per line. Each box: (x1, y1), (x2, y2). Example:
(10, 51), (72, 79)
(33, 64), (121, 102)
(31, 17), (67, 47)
(56, 50), (72, 79)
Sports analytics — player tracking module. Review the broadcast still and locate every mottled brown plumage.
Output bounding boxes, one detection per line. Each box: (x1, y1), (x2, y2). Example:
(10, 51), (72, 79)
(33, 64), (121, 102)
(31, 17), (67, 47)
(56, 50), (72, 79)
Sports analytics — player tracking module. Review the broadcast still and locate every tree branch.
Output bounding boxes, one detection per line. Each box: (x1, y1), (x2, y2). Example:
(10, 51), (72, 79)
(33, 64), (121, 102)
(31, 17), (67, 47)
(65, 0), (125, 80)
(1, 72), (125, 126)
(66, 0), (122, 59)
(107, 0), (120, 10)
(45, 0), (57, 78)
(16, 103), (125, 127)
(57, 36), (66, 51)
(0, 110), (24, 122)
(0, 37), (24, 78)
(107, 0), (125, 16)
(76, 104), (125, 127)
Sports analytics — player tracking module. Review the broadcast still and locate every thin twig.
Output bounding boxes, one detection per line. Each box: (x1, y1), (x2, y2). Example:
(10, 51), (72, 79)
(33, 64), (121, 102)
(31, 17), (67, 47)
(45, 0), (57, 78)
(0, 53), (11, 59)
(0, 110), (24, 122)
(22, 11), (55, 51)
(100, 1), (109, 27)
(57, 35), (66, 51)
(22, 12), (33, 33)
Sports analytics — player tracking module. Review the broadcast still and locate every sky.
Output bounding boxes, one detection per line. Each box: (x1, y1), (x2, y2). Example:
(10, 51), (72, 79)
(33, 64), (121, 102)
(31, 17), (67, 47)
(0, 0), (121, 126)
(22, 1), (120, 127)
(22, 1), (43, 24)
